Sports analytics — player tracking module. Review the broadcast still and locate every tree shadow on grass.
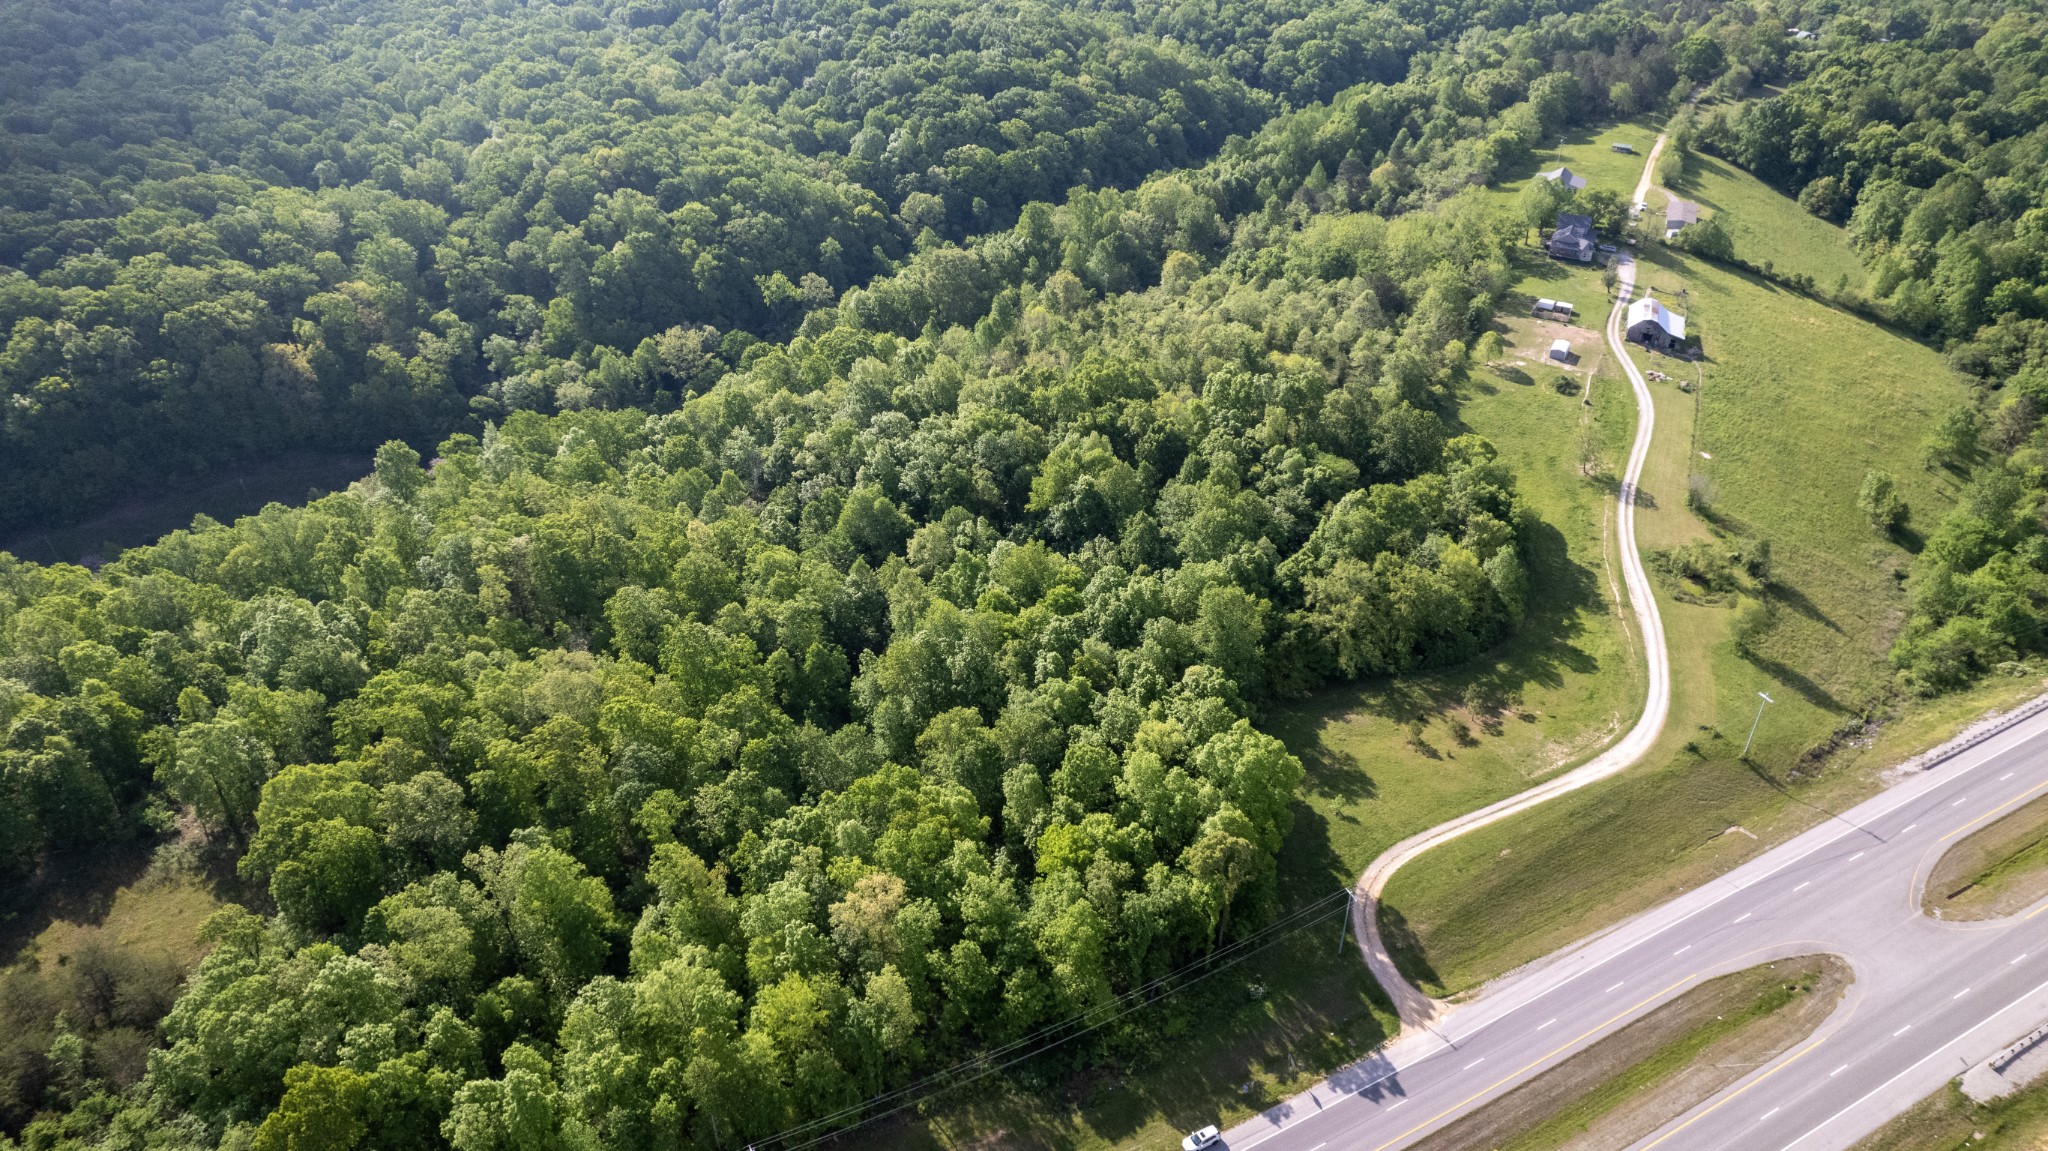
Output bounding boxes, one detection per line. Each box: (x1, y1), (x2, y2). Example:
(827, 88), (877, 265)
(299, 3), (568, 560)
(1746, 651), (1847, 714)
(1766, 579), (1843, 634)
(1376, 902), (1444, 997)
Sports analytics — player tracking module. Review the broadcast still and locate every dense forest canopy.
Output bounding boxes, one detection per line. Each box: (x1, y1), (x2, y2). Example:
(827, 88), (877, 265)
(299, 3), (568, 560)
(0, 0), (1879, 1146)
(0, 0), (1528, 533)
(0, 0), (1716, 535)
(0, 179), (1532, 1151)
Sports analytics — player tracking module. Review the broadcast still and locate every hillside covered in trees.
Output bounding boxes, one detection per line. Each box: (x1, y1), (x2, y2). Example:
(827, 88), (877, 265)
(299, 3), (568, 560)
(0, 0), (1601, 534)
(0, 0), (1933, 1147)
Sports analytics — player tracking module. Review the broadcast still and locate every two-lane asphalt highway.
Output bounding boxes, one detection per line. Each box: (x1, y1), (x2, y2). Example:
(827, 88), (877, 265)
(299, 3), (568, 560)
(1224, 699), (2048, 1151)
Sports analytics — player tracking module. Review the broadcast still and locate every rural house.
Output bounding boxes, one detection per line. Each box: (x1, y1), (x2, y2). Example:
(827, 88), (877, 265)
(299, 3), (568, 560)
(1625, 296), (1687, 350)
(1665, 198), (1699, 239)
(1539, 166), (1588, 191)
(1549, 213), (1596, 262)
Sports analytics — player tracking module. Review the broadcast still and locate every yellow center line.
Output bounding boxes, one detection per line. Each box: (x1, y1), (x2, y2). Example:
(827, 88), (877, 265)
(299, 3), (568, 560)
(2025, 901), (2048, 920)
(1368, 976), (1698, 1151)
(1940, 778), (2048, 843)
(1636, 1034), (1829, 1148)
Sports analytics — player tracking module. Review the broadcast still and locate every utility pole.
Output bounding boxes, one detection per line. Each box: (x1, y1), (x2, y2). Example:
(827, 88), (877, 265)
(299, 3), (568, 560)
(1336, 889), (1355, 956)
(1742, 691), (1775, 759)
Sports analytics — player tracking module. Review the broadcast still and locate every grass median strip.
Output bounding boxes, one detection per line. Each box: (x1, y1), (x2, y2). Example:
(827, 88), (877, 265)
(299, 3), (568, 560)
(1925, 792), (2048, 920)
(1409, 955), (1851, 1151)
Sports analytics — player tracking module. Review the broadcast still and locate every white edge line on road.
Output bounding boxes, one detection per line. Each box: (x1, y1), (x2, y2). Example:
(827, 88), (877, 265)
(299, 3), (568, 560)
(1781, 973), (2048, 1150)
(1275, 692), (2048, 1151)
(1417, 716), (2048, 1061)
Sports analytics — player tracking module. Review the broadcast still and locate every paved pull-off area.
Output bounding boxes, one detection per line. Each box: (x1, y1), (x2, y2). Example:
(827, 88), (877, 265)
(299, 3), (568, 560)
(1231, 701), (2048, 1151)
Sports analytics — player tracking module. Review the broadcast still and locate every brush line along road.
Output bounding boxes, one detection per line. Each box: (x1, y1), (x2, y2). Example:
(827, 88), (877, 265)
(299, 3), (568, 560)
(1231, 701), (2048, 1151)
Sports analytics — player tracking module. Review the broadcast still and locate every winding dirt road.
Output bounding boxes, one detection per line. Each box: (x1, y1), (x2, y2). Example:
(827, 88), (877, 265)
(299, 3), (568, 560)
(1351, 133), (1673, 1029)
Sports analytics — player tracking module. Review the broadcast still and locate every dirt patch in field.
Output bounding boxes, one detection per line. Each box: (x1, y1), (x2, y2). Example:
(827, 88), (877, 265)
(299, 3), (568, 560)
(1923, 791), (2048, 921)
(1410, 954), (1852, 1151)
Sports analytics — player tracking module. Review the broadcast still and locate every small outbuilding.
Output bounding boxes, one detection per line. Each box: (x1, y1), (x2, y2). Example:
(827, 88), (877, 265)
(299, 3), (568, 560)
(1625, 296), (1686, 351)
(1535, 297), (1557, 314)
(1554, 300), (1574, 316)
(1548, 213), (1596, 263)
(1549, 338), (1572, 362)
(1665, 198), (1700, 239)
(1539, 166), (1588, 191)
(1611, 142), (1636, 154)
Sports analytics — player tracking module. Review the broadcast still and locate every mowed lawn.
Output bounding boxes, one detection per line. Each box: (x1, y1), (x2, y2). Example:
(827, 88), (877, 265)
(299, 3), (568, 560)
(1378, 230), (1999, 996)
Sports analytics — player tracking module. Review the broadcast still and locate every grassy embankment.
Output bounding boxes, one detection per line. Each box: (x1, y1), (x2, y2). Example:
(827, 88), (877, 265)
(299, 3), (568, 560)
(1924, 791), (2048, 920)
(1376, 142), (2040, 998)
(1411, 956), (1850, 1151)
(1853, 1082), (2048, 1151)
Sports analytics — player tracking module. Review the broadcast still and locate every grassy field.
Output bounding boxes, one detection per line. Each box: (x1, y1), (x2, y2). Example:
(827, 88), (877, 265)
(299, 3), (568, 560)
(1924, 791), (2048, 920)
(1852, 1081), (2048, 1151)
(1512, 118), (1666, 207)
(1379, 210), (1992, 996)
(1665, 152), (1866, 292)
(1411, 956), (1849, 1151)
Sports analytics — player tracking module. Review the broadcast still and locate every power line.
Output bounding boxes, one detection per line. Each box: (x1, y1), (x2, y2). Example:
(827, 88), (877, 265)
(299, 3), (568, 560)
(755, 886), (1349, 1146)
(748, 885), (1356, 1151)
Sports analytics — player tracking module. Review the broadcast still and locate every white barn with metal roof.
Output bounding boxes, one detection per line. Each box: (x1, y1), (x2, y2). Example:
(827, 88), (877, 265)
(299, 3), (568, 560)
(1626, 296), (1686, 349)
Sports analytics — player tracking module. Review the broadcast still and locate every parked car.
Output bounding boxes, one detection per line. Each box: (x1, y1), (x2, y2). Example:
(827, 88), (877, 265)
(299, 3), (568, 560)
(1182, 1125), (1222, 1150)
(1598, 243), (1618, 253)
